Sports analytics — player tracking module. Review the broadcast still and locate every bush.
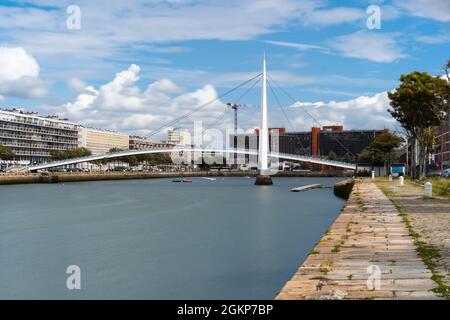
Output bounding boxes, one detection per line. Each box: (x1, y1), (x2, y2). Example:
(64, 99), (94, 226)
(355, 170), (371, 177)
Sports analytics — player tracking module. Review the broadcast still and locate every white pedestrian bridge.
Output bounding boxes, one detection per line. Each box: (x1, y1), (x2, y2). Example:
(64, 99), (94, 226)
(25, 147), (357, 172)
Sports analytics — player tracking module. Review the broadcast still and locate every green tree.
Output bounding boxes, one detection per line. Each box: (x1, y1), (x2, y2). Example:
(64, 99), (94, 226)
(50, 147), (92, 160)
(327, 151), (337, 161)
(343, 153), (353, 163)
(388, 71), (448, 178)
(0, 144), (15, 160)
(360, 130), (403, 174)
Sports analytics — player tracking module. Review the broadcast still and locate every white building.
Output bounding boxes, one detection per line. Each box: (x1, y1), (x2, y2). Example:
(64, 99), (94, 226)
(78, 126), (129, 154)
(167, 128), (191, 146)
(0, 108), (79, 164)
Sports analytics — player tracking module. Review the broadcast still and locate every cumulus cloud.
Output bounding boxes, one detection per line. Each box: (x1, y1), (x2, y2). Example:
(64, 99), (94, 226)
(329, 31), (405, 63)
(289, 92), (397, 130)
(0, 46), (48, 99)
(67, 77), (88, 93)
(60, 64), (226, 134)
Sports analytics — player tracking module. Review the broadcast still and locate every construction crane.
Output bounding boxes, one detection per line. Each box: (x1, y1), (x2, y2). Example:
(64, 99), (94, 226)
(227, 103), (256, 135)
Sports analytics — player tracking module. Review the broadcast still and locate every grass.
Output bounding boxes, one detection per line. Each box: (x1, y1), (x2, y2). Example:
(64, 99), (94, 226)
(332, 244), (341, 253)
(374, 179), (450, 299)
(309, 250), (320, 255)
(419, 177), (450, 199)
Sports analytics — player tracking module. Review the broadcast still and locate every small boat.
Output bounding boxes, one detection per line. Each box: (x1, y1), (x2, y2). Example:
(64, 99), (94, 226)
(201, 177), (216, 181)
(182, 179), (193, 183)
(172, 179), (183, 183)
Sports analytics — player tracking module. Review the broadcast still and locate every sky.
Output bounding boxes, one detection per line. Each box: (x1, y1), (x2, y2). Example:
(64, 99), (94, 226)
(0, 0), (449, 141)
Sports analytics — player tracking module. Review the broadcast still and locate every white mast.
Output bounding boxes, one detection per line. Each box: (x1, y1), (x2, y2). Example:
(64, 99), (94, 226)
(258, 53), (269, 173)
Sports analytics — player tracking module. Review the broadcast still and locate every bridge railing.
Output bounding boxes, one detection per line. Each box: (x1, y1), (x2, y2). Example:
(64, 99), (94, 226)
(24, 146), (356, 171)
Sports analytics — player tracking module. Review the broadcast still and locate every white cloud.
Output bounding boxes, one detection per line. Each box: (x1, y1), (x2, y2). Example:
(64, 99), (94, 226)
(329, 31), (405, 63)
(0, 46), (48, 99)
(416, 33), (450, 44)
(264, 40), (328, 52)
(299, 6), (364, 26)
(146, 79), (182, 94)
(67, 78), (88, 93)
(289, 91), (397, 130)
(60, 64), (226, 134)
(0, 46), (39, 82)
(395, 0), (450, 22)
(0, 0), (372, 66)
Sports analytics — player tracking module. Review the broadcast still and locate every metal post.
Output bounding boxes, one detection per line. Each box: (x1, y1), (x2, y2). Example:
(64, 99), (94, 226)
(424, 182), (432, 197)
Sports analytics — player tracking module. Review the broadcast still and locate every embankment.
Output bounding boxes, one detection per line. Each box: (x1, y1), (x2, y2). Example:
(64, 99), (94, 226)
(0, 171), (353, 185)
(333, 178), (355, 199)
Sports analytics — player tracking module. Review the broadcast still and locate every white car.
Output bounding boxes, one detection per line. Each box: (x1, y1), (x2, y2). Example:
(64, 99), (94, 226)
(443, 169), (450, 178)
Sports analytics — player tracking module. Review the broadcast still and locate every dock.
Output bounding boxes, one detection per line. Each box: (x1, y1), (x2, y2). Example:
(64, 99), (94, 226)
(290, 184), (322, 192)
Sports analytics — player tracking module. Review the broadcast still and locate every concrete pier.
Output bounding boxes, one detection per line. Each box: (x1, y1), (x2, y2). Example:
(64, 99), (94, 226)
(276, 179), (440, 300)
(255, 175), (273, 185)
(290, 184), (321, 192)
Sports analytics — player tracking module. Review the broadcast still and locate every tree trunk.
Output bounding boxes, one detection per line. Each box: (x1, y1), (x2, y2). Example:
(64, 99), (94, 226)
(410, 138), (416, 179)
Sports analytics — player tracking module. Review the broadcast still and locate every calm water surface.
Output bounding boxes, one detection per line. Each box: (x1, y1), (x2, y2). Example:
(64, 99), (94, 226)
(0, 177), (345, 299)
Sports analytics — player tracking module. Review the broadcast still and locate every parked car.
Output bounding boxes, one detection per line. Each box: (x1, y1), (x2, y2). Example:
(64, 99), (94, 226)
(442, 169), (450, 178)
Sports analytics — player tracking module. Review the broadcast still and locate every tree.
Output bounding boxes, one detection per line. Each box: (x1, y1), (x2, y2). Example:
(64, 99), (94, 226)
(50, 147), (91, 160)
(327, 151), (337, 161)
(343, 153), (353, 163)
(388, 71), (448, 178)
(0, 144), (15, 160)
(360, 130), (403, 174)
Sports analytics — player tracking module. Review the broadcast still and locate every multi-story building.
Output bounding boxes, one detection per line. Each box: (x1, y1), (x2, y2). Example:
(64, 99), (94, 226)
(78, 126), (129, 154)
(167, 128), (191, 146)
(318, 129), (380, 158)
(230, 126), (381, 162)
(0, 109), (79, 164)
(434, 111), (450, 168)
(129, 136), (175, 150)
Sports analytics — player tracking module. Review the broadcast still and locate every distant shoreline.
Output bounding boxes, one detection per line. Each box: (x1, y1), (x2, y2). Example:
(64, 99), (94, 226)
(0, 171), (353, 185)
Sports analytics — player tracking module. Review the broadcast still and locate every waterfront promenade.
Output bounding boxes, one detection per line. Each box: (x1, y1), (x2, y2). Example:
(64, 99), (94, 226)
(276, 179), (441, 300)
(375, 178), (450, 298)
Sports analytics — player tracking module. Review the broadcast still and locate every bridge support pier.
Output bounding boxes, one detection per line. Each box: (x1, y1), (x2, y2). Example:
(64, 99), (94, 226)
(255, 174), (273, 185)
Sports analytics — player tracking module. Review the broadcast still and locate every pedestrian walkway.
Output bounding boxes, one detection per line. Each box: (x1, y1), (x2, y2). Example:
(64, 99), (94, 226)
(376, 178), (450, 298)
(276, 179), (440, 300)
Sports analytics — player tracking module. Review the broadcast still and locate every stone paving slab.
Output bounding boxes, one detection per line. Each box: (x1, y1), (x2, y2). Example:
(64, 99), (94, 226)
(276, 179), (440, 300)
(376, 179), (450, 295)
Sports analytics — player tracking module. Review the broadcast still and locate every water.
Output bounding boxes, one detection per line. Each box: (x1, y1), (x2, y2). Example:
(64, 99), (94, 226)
(0, 177), (345, 299)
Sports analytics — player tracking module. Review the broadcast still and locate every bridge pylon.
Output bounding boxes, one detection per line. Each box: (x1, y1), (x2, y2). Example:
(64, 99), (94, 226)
(255, 53), (273, 185)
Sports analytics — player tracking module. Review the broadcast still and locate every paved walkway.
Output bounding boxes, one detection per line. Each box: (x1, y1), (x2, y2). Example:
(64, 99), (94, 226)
(376, 179), (450, 295)
(276, 179), (440, 300)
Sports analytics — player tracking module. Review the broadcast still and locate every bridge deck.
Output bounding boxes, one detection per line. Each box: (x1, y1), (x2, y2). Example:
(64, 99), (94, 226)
(25, 147), (356, 171)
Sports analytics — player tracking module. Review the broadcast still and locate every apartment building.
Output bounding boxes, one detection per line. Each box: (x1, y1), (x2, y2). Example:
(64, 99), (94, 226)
(129, 136), (175, 150)
(78, 126), (129, 154)
(0, 109), (79, 164)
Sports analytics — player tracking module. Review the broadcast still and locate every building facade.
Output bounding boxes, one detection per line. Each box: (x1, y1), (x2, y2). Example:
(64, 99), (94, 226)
(129, 136), (175, 150)
(318, 129), (380, 157)
(230, 126), (381, 162)
(78, 127), (129, 154)
(167, 128), (191, 146)
(0, 109), (79, 164)
(434, 112), (450, 168)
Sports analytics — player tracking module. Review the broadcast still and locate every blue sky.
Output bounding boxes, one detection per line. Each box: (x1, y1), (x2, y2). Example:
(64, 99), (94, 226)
(0, 0), (449, 139)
